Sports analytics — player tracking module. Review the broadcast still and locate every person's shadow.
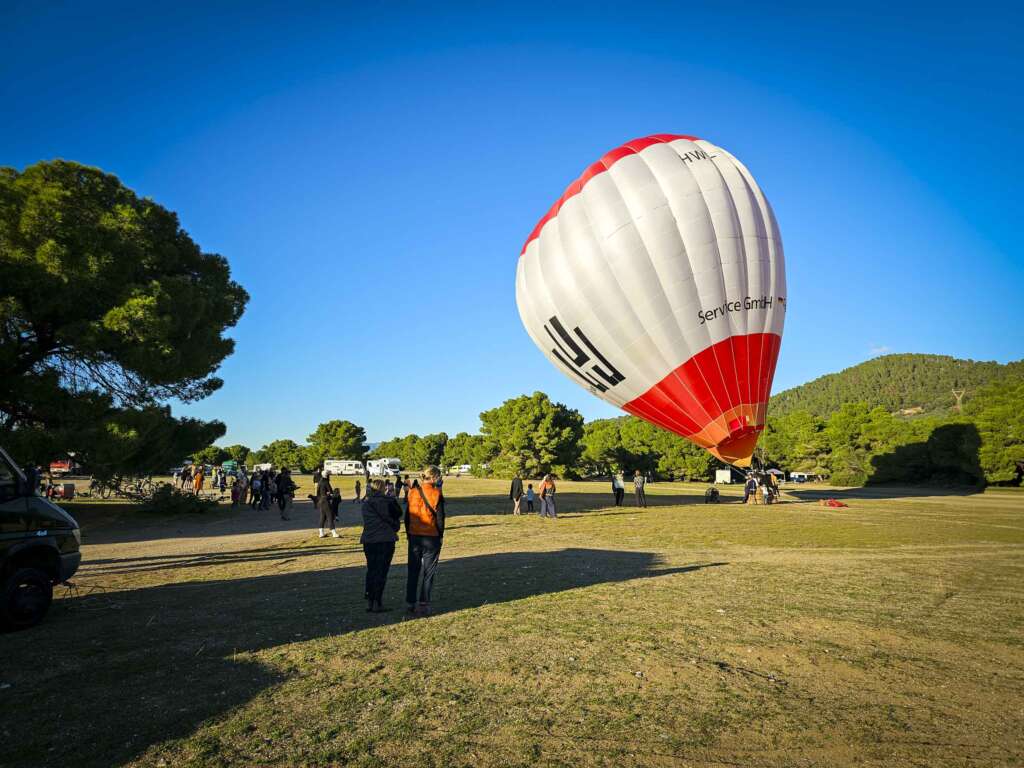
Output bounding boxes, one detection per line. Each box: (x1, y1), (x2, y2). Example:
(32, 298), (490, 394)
(4, 548), (725, 768)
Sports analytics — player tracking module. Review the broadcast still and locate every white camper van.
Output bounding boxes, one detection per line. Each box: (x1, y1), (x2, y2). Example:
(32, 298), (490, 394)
(322, 459), (364, 476)
(366, 458), (401, 477)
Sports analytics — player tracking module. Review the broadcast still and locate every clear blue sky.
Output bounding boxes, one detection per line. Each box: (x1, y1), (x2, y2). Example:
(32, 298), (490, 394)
(3, 1), (1021, 449)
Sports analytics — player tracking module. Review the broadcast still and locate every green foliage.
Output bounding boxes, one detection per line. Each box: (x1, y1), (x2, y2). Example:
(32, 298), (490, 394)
(96, 408), (225, 481)
(580, 416), (716, 480)
(305, 420), (368, 467)
(441, 432), (488, 469)
(252, 439), (307, 471)
(192, 445), (230, 466)
(771, 353), (1023, 419)
(222, 444), (251, 465)
(964, 376), (1024, 483)
(143, 484), (219, 515)
(0, 160), (246, 477)
(479, 392), (583, 478)
(370, 432), (449, 471)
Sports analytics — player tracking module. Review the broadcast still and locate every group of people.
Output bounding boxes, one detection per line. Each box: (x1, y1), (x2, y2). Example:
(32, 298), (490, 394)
(508, 474), (557, 517)
(317, 465), (446, 615)
(233, 467), (297, 518)
(611, 470), (648, 507)
(742, 472), (780, 504)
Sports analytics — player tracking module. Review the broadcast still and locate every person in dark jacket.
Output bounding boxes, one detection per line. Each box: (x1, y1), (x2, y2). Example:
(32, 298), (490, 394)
(360, 479), (402, 612)
(404, 465), (445, 616)
(509, 474), (524, 515)
(316, 471), (337, 538)
(276, 467), (296, 521)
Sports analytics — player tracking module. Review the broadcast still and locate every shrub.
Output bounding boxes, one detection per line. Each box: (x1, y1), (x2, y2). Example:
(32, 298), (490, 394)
(144, 485), (220, 515)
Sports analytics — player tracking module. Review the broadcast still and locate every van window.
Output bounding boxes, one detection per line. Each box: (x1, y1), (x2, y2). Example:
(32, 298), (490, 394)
(0, 455), (20, 503)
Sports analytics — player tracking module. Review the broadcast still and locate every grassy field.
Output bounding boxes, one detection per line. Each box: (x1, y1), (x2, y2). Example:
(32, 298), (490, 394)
(3, 478), (1022, 767)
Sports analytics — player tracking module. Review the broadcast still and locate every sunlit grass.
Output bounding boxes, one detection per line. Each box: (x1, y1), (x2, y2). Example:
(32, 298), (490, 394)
(5, 479), (1022, 767)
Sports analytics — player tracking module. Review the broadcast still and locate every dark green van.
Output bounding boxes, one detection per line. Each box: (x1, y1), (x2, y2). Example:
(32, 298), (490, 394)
(0, 446), (81, 630)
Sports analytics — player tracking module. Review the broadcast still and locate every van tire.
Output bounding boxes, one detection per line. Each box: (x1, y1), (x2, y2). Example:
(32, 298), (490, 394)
(1, 567), (54, 631)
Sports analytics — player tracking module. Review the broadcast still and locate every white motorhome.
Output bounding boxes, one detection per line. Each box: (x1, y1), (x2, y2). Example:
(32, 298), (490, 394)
(322, 459), (364, 476)
(366, 458), (401, 477)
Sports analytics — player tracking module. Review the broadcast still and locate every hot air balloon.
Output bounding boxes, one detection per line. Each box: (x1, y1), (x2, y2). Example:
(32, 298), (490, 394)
(515, 134), (785, 467)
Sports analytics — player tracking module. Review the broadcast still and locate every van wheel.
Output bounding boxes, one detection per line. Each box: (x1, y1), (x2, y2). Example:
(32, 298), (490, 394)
(1, 567), (54, 631)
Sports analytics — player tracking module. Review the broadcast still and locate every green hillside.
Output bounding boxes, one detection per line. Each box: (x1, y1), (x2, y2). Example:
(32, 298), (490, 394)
(770, 353), (1024, 418)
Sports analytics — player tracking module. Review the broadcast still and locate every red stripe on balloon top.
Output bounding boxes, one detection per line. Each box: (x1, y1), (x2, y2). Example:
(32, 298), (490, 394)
(520, 134), (700, 256)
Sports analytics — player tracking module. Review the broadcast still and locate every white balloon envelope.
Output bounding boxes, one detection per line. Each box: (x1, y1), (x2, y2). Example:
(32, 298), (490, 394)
(515, 134), (786, 467)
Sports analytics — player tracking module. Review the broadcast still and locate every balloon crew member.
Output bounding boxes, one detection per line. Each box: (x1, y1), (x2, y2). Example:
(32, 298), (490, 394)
(526, 483), (535, 513)
(360, 479), (402, 612)
(404, 465), (446, 616)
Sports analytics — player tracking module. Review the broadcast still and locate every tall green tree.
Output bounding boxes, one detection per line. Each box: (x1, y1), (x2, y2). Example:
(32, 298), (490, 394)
(371, 433), (450, 471)
(192, 445), (230, 466)
(479, 392), (583, 477)
(0, 160), (247, 473)
(964, 376), (1024, 483)
(253, 439), (307, 471)
(222, 444), (251, 465)
(306, 420), (368, 467)
(441, 432), (489, 469)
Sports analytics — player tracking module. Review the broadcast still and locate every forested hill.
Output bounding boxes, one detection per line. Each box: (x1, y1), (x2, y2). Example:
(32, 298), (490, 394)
(770, 354), (1024, 418)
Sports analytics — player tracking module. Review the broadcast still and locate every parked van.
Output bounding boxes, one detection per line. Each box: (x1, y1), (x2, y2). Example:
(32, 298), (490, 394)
(366, 458), (401, 477)
(323, 459), (364, 476)
(1, 446), (81, 629)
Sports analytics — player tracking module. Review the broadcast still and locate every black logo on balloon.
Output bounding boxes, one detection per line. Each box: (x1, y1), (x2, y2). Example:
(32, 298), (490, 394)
(544, 316), (625, 393)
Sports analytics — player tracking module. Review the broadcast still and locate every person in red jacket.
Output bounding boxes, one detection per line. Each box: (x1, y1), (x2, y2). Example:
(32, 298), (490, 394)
(404, 465), (446, 616)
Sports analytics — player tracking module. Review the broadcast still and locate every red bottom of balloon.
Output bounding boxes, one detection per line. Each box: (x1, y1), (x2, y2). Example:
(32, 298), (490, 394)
(622, 332), (782, 467)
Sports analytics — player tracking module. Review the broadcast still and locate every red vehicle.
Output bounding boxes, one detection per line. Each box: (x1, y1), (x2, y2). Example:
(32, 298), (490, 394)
(48, 459), (78, 476)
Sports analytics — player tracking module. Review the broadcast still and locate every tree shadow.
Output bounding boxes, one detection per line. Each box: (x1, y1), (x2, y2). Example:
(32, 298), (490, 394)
(71, 488), (712, 547)
(3, 549), (725, 768)
(787, 423), (986, 501)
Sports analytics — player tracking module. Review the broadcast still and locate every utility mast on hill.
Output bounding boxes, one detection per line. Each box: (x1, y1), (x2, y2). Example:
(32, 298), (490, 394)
(952, 388), (966, 412)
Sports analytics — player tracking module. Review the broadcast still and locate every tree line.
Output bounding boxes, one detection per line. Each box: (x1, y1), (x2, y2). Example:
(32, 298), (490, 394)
(209, 376), (1022, 487)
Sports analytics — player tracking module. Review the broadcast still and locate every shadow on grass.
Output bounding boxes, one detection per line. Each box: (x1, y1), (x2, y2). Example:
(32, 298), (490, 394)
(4, 548), (725, 768)
(70, 489), (714, 546)
(785, 484), (985, 502)
(445, 490), (710, 518)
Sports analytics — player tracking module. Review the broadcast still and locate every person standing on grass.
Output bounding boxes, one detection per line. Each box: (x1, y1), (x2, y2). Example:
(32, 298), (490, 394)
(526, 483), (535, 513)
(360, 479), (402, 612)
(405, 465), (446, 616)
(539, 475), (557, 518)
(260, 470), (272, 510)
(193, 466), (205, 495)
(316, 470), (338, 538)
(277, 467), (296, 521)
(742, 474), (756, 504)
(401, 474), (411, 501)
(612, 473), (625, 506)
(633, 470), (647, 508)
(354, 478), (362, 502)
(509, 473), (524, 515)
